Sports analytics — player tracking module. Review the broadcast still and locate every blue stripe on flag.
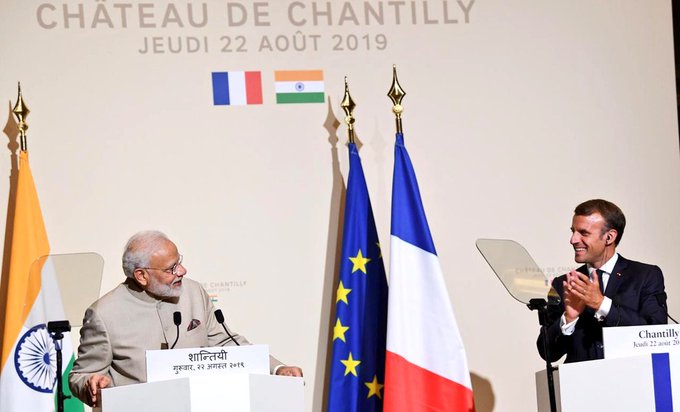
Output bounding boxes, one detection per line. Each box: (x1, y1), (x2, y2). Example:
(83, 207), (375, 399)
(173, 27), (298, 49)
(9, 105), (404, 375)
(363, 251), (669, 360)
(652, 352), (673, 412)
(212, 72), (230, 105)
(391, 132), (437, 255)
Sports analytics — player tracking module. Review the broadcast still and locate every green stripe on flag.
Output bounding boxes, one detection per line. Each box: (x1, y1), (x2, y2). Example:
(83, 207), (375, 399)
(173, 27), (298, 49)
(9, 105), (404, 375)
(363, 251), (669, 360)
(56, 355), (84, 412)
(276, 92), (325, 104)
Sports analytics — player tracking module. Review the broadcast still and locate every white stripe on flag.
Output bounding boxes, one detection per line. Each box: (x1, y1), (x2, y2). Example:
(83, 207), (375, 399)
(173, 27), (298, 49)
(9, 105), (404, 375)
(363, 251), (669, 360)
(275, 81), (324, 93)
(0, 257), (76, 411)
(387, 235), (472, 388)
(669, 353), (680, 408)
(228, 72), (246, 105)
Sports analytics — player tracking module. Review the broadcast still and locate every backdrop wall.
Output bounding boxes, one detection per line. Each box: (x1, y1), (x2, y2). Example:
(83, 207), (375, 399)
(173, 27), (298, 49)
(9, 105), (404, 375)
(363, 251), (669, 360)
(1, 1), (678, 411)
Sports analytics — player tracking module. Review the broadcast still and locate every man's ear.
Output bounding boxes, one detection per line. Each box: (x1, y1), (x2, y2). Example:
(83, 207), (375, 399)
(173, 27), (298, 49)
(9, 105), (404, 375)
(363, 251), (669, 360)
(606, 230), (618, 246)
(133, 269), (148, 286)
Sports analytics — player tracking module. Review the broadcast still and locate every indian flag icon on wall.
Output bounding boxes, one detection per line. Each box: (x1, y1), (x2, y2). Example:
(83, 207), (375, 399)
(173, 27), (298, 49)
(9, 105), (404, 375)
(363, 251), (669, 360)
(275, 70), (325, 104)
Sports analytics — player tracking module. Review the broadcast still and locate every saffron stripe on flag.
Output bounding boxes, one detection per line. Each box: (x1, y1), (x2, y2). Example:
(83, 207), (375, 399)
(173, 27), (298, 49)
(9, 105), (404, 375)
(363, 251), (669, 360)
(652, 353), (673, 412)
(0, 151), (84, 412)
(274, 70), (323, 81)
(0, 152), (49, 371)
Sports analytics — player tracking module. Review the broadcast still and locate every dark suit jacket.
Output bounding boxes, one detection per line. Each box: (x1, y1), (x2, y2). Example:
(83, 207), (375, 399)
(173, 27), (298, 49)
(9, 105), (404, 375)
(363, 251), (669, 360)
(537, 255), (667, 363)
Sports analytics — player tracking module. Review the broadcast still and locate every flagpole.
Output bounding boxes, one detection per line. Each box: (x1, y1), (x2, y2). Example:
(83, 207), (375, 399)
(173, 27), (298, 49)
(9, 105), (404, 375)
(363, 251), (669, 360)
(328, 77), (389, 411)
(11, 85), (73, 412)
(12, 83), (30, 152)
(387, 65), (406, 134)
(384, 67), (476, 411)
(340, 77), (356, 144)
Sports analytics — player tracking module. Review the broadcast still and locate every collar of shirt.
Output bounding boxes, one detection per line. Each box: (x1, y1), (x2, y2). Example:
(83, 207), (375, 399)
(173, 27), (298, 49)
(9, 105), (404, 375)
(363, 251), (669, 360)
(586, 252), (619, 277)
(586, 252), (618, 290)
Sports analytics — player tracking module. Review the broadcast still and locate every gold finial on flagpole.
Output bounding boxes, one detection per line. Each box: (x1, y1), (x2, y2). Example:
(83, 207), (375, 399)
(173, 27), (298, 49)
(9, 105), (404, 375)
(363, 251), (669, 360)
(341, 77), (357, 144)
(387, 65), (406, 134)
(12, 82), (30, 151)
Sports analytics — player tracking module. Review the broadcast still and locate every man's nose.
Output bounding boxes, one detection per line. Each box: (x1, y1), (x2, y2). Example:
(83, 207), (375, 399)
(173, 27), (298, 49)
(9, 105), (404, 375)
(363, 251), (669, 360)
(570, 233), (579, 244)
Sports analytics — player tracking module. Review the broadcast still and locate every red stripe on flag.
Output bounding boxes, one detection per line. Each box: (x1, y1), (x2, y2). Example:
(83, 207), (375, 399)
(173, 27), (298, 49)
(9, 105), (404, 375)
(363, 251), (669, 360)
(384, 351), (475, 412)
(245, 71), (262, 104)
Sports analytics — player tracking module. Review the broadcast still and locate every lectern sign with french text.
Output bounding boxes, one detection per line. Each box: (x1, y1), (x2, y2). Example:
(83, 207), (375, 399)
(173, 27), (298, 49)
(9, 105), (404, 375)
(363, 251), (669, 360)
(145, 344), (270, 382)
(603, 324), (680, 359)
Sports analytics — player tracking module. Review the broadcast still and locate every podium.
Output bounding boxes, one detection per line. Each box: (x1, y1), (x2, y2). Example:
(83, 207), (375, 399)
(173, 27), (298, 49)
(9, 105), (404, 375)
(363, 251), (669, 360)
(102, 374), (304, 412)
(536, 324), (680, 411)
(536, 353), (678, 411)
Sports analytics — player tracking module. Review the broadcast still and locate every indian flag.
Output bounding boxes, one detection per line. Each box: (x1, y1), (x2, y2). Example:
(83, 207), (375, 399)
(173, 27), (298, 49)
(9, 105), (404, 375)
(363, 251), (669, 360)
(0, 151), (83, 412)
(274, 70), (325, 104)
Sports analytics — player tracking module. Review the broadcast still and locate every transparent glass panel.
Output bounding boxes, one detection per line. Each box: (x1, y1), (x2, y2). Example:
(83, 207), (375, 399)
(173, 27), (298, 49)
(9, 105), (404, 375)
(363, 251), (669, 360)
(28, 253), (104, 327)
(476, 239), (553, 305)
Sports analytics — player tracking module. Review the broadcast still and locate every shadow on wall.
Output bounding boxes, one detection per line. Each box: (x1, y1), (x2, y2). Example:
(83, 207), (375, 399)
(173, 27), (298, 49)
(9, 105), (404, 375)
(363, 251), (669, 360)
(471, 372), (496, 412)
(673, 1), (680, 140)
(312, 96), (345, 412)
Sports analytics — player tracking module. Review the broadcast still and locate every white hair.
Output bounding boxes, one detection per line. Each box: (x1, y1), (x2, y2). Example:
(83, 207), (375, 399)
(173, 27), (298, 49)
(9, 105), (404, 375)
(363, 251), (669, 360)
(122, 230), (170, 278)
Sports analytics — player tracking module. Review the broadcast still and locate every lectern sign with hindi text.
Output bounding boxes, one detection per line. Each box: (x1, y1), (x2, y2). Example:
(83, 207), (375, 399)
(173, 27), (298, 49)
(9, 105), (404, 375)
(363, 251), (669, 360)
(603, 324), (680, 359)
(145, 344), (270, 382)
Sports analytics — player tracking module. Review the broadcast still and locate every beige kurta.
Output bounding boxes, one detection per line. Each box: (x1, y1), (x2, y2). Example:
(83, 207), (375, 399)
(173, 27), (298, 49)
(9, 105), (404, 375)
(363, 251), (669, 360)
(68, 277), (282, 403)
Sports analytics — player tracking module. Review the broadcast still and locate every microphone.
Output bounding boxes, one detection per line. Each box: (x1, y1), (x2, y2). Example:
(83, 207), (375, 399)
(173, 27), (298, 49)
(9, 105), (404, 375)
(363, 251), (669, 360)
(215, 309), (240, 346)
(655, 292), (678, 324)
(170, 311), (182, 349)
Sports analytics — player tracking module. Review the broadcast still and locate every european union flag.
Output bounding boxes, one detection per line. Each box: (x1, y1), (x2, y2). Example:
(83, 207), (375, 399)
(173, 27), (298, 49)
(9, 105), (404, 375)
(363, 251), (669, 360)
(328, 143), (389, 412)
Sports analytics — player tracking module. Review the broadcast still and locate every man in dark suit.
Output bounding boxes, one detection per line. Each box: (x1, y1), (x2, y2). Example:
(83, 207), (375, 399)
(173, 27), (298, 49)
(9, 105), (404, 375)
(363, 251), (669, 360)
(537, 199), (667, 363)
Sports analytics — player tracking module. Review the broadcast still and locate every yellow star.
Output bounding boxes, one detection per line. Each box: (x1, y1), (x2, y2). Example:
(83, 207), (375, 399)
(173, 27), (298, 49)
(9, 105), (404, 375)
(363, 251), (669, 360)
(376, 242), (382, 258)
(349, 249), (371, 274)
(336, 281), (352, 304)
(333, 318), (349, 342)
(340, 352), (361, 376)
(365, 375), (384, 399)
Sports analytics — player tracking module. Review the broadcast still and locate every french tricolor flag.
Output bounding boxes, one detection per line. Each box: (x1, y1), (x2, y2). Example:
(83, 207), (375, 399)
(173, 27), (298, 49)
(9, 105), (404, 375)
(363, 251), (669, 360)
(384, 132), (475, 412)
(211, 71), (262, 105)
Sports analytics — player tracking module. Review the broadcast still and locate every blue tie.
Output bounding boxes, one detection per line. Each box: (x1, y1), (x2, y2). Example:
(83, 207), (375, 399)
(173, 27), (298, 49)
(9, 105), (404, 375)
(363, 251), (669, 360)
(596, 269), (605, 295)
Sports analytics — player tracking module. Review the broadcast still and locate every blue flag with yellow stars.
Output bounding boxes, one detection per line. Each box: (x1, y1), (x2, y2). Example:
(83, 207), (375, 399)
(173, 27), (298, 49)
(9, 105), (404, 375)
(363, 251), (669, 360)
(328, 142), (389, 412)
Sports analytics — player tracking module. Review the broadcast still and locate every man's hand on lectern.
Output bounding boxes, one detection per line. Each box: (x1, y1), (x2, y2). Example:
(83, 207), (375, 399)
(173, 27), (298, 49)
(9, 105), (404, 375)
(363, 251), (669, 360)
(87, 373), (112, 407)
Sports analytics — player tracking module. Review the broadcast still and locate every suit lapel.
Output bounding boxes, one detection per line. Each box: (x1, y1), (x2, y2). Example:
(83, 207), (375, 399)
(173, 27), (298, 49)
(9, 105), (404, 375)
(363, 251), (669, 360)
(605, 255), (628, 297)
(577, 265), (588, 276)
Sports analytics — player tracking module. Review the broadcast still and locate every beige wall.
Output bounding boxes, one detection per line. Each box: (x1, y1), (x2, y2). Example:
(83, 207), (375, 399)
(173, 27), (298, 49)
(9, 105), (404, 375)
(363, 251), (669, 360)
(1, 1), (678, 411)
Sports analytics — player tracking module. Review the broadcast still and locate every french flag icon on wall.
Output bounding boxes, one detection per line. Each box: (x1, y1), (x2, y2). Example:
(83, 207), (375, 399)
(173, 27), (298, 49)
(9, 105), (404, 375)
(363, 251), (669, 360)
(212, 71), (263, 105)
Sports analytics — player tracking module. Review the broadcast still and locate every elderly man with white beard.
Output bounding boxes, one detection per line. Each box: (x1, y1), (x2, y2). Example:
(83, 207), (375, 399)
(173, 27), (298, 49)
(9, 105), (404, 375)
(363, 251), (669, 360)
(69, 230), (302, 407)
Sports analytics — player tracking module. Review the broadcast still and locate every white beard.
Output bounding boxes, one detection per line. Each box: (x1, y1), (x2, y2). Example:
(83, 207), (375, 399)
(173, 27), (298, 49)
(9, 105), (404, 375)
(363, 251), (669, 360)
(146, 276), (183, 298)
